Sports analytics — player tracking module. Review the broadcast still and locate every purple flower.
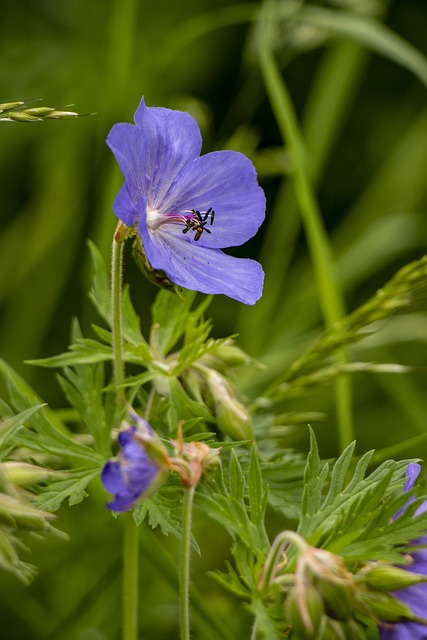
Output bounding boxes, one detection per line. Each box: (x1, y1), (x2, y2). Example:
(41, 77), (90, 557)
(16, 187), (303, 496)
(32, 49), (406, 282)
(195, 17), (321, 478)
(101, 424), (162, 511)
(380, 463), (427, 640)
(107, 98), (265, 305)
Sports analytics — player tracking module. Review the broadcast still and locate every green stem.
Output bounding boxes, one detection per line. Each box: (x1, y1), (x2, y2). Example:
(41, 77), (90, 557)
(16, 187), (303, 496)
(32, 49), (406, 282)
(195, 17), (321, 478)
(180, 486), (196, 640)
(111, 232), (126, 415)
(250, 620), (258, 640)
(259, 32), (354, 450)
(111, 230), (139, 640)
(123, 513), (140, 640)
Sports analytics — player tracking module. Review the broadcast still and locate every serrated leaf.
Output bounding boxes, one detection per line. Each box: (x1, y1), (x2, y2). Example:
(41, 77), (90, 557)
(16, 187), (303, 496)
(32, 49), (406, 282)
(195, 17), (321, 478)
(249, 599), (281, 640)
(229, 450), (244, 503)
(87, 240), (111, 324)
(122, 285), (148, 348)
(167, 377), (214, 424)
(34, 466), (101, 511)
(57, 361), (112, 458)
(0, 404), (45, 449)
(152, 289), (197, 355)
(248, 446), (264, 527)
(209, 562), (252, 599)
(0, 358), (101, 465)
(323, 441), (356, 507)
(27, 343), (113, 368)
(345, 450), (375, 492)
(301, 428), (329, 517)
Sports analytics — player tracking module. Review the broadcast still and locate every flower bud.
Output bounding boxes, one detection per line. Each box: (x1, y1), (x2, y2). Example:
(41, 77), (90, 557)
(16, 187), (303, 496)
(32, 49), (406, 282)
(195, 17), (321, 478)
(170, 428), (221, 487)
(1, 462), (62, 487)
(205, 369), (253, 440)
(360, 590), (422, 623)
(287, 585), (324, 639)
(201, 340), (253, 369)
(0, 494), (54, 531)
(132, 235), (181, 293)
(363, 563), (427, 592)
(306, 549), (355, 621)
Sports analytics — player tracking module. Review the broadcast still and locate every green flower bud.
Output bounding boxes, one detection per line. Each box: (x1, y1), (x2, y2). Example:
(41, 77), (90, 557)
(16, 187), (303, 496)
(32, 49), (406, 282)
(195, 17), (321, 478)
(205, 369), (253, 440)
(287, 585), (324, 639)
(304, 549), (355, 622)
(200, 340), (253, 369)
(364, 563), (427, 592)
(1, 462), (62, 487)
(316, 576), (354, 621)
(360, 590), (421, 623)
(0, 493), (54, 531)
(132, 235), (181, 294)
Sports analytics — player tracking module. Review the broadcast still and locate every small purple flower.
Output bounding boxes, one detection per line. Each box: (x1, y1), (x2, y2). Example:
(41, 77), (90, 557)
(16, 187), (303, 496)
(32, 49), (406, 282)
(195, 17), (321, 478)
(380, 463), (427, 639)
(107, 97), (265, 305)
(101, 424), (162, 511)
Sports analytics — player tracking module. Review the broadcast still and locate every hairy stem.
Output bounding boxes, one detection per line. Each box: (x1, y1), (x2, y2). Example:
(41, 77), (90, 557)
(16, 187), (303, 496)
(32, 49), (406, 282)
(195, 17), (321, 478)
(111, 231), (126, 416)
(111, 229), (139, 640)
(180, 485), (196, 640)
(123, 513), (140, 640)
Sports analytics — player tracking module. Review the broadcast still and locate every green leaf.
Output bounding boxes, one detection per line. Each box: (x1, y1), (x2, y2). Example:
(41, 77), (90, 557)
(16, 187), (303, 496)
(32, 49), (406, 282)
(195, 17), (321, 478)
(87, 240), (111, 324)
(249, 599), (281, 640)
(133, 492), (200, 550)
(0, 404), (46, 449)
(300, 6), (427, 88)
(301, 427), (329, 517)
(152, 288), (197, 355)
(27, 340), (113, 367)
(167, 377), (214, 425)
(0, 358), (101, 465)
(296, 434), (426, 564)
(57, 361), (112, 458)
(248, 446), (264, 526)
(33, 466), (101, 511)
(229, 450), (244, 503)
(209, 562), (252, 599)
(323, 441), (356, 507)
(122, 285), (149, 348)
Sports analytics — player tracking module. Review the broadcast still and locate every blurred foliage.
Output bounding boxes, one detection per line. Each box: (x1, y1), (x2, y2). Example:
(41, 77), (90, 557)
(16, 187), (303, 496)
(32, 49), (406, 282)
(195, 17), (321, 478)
(1, 0), (427, 637)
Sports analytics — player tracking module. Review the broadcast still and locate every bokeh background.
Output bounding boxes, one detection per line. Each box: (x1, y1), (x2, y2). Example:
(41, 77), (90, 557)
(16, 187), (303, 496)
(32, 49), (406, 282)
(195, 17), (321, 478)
(1, 0), (427, 638)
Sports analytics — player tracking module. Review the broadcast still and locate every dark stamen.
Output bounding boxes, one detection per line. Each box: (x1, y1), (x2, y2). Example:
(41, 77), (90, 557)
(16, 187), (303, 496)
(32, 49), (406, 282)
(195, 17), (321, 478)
(182, 207), (215, 241)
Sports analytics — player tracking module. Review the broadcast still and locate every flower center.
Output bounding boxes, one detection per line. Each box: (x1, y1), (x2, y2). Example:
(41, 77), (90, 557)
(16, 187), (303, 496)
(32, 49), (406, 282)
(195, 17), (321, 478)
(181, 208), (215, 242)
(147, 207), (215, 242)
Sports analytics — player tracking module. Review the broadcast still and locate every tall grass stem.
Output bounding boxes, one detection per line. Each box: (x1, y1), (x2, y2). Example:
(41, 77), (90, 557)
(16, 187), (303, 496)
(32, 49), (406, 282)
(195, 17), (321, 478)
(259, 43), (354, 450)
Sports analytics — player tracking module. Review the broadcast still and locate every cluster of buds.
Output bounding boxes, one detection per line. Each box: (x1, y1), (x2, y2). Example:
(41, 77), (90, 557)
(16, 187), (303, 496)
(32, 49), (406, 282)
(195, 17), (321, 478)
(259, 532), (427, 639)
(182, 343), (255, 441)
(101, 411), (220, 511)
(146, 315), (256, 442)
(0, 100), (92, 122)
(0, 460), (65, 584)
(169, 422), (220, 488)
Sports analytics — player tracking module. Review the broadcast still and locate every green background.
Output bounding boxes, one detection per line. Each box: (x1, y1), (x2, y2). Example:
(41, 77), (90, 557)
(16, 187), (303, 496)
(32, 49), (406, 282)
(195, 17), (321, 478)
(1, 0), (427, 637)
